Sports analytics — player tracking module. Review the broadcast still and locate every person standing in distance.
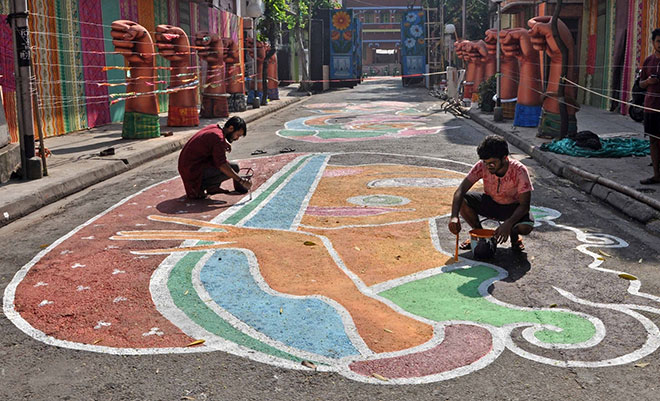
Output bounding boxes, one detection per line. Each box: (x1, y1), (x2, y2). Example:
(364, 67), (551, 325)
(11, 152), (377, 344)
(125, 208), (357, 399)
(178, 116), (252, 199)
(639, 28), (660, 185)
(448, 135), (534, 251)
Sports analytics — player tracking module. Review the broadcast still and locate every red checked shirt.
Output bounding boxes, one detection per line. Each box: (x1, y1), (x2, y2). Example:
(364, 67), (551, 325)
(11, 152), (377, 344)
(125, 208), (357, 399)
(641, 53), (660, 112)
(466, 158), (533, 205)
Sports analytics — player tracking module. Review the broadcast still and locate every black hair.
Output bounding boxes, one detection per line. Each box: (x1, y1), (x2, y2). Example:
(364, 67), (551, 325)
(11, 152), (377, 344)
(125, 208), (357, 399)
(653, 28), (660, 41)
(477, 135), (509, 160)
(224, 116), (247, 136)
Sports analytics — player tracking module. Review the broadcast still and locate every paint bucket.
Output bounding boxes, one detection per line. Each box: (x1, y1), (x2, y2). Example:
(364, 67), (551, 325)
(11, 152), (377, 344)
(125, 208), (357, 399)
(469, 228), (497, 260)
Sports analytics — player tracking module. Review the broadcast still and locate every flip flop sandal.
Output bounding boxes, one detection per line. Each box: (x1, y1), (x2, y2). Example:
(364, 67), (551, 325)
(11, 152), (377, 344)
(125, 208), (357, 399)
(458, 238), (472, 250)
(511, 238), (525, 252)
(251, 149), (267, 155)
(279, 147), (295, 153)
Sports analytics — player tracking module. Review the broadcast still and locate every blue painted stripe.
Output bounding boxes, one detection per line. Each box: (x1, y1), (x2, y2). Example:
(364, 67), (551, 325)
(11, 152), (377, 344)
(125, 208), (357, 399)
(200, 249), (359, 359)
(243, 155), (327, 230)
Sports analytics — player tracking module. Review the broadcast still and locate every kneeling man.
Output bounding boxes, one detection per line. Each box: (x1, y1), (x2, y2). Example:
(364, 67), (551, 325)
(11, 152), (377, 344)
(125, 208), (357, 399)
(448, 135), (534, 251)
(178, 116), (252, 199)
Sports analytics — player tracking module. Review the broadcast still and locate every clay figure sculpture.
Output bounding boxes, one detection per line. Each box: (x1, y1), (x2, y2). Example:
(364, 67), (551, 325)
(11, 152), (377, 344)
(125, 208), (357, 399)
(195, 32), (229, 118)
(222, 38), (247, 112)
(245, 37), (267, 104)
(528, 16), (580, 138)
(482, 29), (497, 80)
(465, 40), (489, 104)
(501, 27), (543, 127)
(155, 25), (199, 127)
(484, 29), (520, 119)
(455, 40), (475, 102)
(266, 44), (279, 101)
(111, 20), (160, 139)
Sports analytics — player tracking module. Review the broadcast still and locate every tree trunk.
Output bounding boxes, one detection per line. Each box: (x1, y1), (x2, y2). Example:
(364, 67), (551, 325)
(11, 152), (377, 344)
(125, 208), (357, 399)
(294, 22), (311, 92)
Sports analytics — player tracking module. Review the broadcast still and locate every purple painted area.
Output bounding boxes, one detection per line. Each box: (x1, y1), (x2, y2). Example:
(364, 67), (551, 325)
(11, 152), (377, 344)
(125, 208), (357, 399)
(322, 168), (364, 177)
(78, 0), (110, 127)
(305, 206), (399, 217)
(120, 0), (138, 20)
(349, 325), (492, 379)
(0, 15), (15, 92)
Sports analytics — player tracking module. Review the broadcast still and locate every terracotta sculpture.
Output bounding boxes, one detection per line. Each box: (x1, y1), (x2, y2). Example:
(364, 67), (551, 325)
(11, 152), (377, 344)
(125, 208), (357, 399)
(222, 38), (247, 112)
(195, 32), (229, 118)
(155, 25), (199, 127)
(454, 40), (474, 102)
(483, 29), (520, 119)
(244, 37), (267, 105)
(111, 20), (160, 138)
(482, 30), (497, 80)
(265, 44), (279, 101)
(465, 40), (488, 103)
(528, 16), (579, 138)
(501, 27), (543, 127)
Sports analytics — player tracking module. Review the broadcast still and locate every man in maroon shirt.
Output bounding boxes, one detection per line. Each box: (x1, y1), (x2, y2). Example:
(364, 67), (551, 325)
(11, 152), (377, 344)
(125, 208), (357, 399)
(639, 28), (660, 185)
(178, 116), (252, 199)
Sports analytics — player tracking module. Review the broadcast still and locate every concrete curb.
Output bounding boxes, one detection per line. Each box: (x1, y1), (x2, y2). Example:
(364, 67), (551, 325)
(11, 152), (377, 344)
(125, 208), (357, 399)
(468, 110), (660, 228)
(0, 96), (306, 228)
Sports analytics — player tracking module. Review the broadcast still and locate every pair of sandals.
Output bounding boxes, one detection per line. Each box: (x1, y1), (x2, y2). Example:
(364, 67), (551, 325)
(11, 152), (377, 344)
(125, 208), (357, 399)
(459, 237), (525, 252)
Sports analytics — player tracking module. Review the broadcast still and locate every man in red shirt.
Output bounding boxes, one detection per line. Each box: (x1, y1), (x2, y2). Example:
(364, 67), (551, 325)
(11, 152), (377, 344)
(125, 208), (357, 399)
(178, 116), (252, 199)
(639, 28), (660, 185)
(448, 135), (534, 251)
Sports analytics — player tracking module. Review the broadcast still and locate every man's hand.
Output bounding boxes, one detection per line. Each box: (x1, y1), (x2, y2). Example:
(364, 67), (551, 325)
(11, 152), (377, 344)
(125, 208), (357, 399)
(239, 178), (253, 191)
(645, 76), (660, 87)
(494, 222), (513, 244)
(448, 217), (461, 235)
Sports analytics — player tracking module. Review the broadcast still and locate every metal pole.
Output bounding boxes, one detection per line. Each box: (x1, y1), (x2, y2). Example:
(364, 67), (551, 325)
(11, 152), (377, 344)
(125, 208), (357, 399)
(9, 0), (41, 179)
(461, 0), (466, 39)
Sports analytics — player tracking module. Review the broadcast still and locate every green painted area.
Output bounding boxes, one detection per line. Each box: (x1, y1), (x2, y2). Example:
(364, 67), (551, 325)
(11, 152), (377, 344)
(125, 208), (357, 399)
(380, 265), (596, 344)
(222, 155), (311, 225)
(168, 251), (303, 362)
(278, 129), (315, 137)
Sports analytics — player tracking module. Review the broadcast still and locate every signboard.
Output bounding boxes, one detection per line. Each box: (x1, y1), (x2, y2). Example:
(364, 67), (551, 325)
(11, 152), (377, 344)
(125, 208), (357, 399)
(400, 9), (426, 84)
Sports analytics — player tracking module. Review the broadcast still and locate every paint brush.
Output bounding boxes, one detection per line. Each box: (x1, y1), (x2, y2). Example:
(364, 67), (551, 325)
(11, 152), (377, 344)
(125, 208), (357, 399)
(454, 234), (459, 262)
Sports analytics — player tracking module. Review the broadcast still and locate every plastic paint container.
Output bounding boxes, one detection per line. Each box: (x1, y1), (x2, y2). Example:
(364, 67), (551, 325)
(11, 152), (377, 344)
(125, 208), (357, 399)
(469, 228), (497, 259)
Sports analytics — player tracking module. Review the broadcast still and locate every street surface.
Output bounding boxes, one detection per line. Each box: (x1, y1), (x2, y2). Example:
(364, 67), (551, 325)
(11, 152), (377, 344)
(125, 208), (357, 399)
(2, 78), (660, 400)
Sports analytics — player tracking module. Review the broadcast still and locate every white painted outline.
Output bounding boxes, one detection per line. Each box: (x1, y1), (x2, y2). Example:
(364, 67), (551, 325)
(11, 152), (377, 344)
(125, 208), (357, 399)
(4, 153), (660, 384)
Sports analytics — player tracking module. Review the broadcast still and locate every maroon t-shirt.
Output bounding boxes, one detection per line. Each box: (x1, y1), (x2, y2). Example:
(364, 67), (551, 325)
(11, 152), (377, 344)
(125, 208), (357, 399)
(178, 124), (231, 198)
(641, 53), (660, 112)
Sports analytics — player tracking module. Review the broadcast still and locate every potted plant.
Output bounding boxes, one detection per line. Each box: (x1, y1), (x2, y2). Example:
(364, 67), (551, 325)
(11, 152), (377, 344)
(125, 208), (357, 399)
(478, 76), (496, 112)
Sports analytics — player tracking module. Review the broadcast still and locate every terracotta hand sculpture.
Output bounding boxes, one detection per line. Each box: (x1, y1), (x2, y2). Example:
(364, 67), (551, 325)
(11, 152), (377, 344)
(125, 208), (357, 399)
(463, 41), (488, 103)
(501, 27), (543, 126)
(484, 28), (520, 102)
(111, 20), (160, 138)
(528, 16), (579, 137)
(155, 24), (198, 127)
(482, 29), (498, 79)
(195, 32), (228, 118)
(222, 38), (244, 95)
(266, 44), (279, 100)
(455, 40), (474, 101)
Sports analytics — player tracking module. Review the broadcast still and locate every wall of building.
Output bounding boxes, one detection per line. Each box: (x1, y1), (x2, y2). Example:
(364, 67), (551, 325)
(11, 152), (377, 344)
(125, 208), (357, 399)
(0, 0), (242, 142)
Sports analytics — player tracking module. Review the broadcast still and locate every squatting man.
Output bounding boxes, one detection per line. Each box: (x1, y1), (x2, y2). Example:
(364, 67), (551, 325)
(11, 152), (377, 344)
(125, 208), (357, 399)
(448, 135), (535, 251)
(178, 116), (253, 199)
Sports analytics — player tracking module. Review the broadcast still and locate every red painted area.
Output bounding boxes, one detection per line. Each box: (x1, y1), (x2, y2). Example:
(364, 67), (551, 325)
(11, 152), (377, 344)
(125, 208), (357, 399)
(12, 154), (299, 349)
(348, 325), (492, 379)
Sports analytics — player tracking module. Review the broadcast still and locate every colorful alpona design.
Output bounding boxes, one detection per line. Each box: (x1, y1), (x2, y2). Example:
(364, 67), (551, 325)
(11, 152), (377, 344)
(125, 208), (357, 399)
(4, 153), (660, 385)
(277, 102), (459, 143)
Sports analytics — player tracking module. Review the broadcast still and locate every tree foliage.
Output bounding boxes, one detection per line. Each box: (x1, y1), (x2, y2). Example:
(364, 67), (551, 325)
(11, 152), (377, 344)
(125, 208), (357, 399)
(423, 0), (490, 41)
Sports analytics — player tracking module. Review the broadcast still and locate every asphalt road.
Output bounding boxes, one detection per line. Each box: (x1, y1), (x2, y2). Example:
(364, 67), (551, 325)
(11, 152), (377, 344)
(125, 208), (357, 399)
(2, 79), (660, 401)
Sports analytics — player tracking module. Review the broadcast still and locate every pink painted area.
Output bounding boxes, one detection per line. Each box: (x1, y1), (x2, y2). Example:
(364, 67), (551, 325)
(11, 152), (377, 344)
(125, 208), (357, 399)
(349, 324), (492, 379)
(322, 168), (364, 177)
(11, 154), (300, 349)
(305, 206), (400, 217)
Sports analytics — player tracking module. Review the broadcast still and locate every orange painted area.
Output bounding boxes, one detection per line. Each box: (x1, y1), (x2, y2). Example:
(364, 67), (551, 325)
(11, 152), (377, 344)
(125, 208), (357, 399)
(121, 220), (434, 354)
(306, 221), (453, 286)
(301, 164), (474, 228)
